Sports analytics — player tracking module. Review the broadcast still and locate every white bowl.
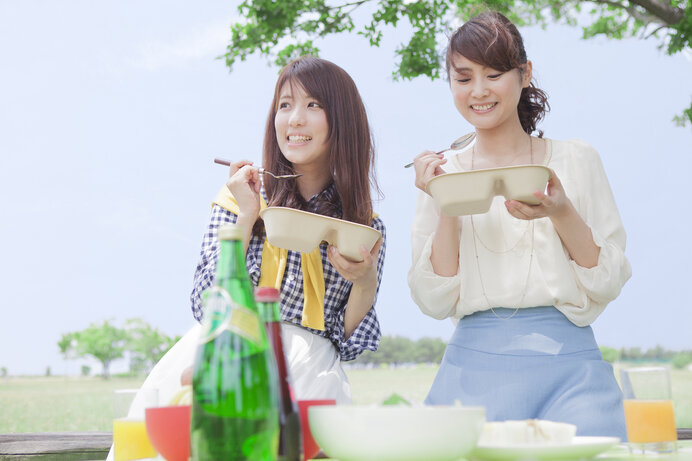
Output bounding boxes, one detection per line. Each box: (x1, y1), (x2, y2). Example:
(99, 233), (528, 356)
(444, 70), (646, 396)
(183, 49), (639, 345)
(426, 165), (550, 216)
(259, 207), (381, 262)
(309, 405), (486, 461)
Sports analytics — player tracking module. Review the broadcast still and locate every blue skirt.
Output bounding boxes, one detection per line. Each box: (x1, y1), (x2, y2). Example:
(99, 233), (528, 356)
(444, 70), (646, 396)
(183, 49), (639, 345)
(426, 306), (627, 440)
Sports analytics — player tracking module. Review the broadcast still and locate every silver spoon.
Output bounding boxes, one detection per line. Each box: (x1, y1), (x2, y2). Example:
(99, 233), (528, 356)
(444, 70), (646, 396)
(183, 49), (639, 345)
(403, 132), (476, 168)
(213, 158), (303, 179)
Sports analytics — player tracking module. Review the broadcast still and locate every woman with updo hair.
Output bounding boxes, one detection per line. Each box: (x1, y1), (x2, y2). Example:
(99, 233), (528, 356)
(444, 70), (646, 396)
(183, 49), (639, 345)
(408, 11), (630, 438)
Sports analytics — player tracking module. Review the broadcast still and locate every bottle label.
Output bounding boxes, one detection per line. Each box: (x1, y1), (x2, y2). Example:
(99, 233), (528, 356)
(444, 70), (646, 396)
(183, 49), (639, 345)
(199, 286), (261, 345)
(228, 305), (262, 345)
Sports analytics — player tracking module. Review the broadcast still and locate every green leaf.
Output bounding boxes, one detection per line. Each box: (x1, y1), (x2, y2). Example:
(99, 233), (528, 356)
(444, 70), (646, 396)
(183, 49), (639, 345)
(275, 42), (321, 68)
(667, 1), (692, 54)
(672, 100), (692, 127)
(394, 27), (442, 80)
(382, 393), (412, 406)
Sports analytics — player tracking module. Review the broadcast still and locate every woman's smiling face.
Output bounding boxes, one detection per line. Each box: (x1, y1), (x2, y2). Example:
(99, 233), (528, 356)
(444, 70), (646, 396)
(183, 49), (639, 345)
(274, 82), (330, 171)
(448, 53), (531, 131)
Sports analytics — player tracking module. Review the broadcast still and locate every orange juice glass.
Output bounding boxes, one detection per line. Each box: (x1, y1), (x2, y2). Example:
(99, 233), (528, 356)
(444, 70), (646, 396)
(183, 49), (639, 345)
(113, 418), (157, 461)
(113, 388), (158, 461)
(620, 367), (677, 454)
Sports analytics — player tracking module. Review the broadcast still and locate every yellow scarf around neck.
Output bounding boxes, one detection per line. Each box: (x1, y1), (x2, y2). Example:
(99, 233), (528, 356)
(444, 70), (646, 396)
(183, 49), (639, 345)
(212, 186), (326, 331)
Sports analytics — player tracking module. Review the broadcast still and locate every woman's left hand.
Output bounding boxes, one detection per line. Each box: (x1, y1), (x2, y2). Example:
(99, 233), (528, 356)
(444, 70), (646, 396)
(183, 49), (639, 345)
(327, 238), (382, 291)
(505, 169), (571, 220)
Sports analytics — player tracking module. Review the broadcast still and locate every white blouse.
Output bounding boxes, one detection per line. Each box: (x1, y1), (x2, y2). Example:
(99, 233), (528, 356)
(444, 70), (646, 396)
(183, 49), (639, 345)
(408, 138), (632, 327)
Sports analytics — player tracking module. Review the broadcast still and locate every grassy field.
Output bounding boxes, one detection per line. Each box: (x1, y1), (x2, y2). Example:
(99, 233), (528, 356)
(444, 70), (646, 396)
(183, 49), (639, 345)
(0, 376), (144, 432)
(1, 364), (690, 432)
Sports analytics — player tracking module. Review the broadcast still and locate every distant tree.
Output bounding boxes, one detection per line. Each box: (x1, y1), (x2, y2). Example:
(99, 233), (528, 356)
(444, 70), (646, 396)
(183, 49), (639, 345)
(641, 344), (673, 361)
(59, 319), (180, 378)
(375, 336), (416, 365)
(600, 346), (620, 364)
(672, 353), (692, 369)
(1, 367), (7, 378)
(620, 346), (643, 361)
(81, 365), (91, 377)
(353, 335), (447, 365)
(59, 320), (128, 379)
(128, 356), (149, 375)
(223, 0), (692, 125)
(125, 318), (179, 374)
(58, 332), (78, 375)
(413, 337), (446, 363)
(58, 333), (73, 360)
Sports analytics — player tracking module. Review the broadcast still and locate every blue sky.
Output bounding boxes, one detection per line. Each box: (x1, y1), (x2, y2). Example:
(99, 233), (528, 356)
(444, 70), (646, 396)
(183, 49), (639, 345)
(1, 1), (691, 375)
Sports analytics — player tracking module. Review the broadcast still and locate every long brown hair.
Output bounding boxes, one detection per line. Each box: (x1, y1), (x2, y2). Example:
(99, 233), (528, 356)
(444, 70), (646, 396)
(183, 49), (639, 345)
(257, 56), (377, 234)
(446, 11), (550, 136)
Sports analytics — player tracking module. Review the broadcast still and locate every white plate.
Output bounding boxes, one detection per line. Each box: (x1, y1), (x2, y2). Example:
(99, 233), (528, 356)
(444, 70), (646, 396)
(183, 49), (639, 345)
(259, 207), (381, 262)
(426, 165), (550, 216)
(471, 436), (620, 460)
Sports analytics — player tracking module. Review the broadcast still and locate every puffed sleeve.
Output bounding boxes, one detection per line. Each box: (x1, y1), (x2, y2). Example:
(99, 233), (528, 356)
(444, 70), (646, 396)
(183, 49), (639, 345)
(559, 141), (632, 324)
(407, 191), (460, 320)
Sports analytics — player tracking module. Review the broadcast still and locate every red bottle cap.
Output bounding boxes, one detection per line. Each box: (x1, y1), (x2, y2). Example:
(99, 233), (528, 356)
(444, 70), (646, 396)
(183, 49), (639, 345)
(254, 287), (280, 302)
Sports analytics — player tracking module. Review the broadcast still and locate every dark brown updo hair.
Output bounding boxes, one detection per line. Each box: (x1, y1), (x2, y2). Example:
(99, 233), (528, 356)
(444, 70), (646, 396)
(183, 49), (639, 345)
(445, 11), (550, 136)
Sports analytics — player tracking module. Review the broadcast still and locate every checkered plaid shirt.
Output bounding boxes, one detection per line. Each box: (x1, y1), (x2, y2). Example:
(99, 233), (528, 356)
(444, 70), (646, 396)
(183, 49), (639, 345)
(190, 185), (385, 361)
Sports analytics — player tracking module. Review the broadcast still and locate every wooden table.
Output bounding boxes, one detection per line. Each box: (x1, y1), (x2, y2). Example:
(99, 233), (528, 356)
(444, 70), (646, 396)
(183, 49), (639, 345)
(0, 432), (111, 461)
(1, 430), (690, 460)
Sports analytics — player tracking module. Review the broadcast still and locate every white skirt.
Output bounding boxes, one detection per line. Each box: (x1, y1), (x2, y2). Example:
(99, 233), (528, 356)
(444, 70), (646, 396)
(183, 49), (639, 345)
(106, 322), (350, 460)
(280, 323), (351, 404)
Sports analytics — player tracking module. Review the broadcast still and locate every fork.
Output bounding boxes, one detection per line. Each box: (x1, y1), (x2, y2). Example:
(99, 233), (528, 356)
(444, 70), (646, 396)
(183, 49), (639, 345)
(213, 158), (303, 179)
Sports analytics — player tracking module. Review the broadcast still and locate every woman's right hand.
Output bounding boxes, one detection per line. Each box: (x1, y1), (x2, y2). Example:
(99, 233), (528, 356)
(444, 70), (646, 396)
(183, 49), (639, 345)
(225, 160), (261, 218)
(413, 150), (447, 193)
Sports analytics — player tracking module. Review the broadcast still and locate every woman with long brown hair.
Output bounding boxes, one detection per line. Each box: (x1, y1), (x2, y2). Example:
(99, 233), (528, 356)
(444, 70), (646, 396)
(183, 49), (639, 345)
(191, 56), (386, 403)
(408, 12), (630, 438)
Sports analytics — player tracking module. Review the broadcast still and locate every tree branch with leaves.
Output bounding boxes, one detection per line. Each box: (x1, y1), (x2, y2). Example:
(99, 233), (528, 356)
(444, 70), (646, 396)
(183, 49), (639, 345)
(223, 0), (691, 126)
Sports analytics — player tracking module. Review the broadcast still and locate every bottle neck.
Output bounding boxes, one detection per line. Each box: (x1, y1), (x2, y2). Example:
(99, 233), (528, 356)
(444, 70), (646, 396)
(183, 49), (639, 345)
(217, 238), (248, 281)
(215, 237), (257, 313)
(257, 300), (282, 323)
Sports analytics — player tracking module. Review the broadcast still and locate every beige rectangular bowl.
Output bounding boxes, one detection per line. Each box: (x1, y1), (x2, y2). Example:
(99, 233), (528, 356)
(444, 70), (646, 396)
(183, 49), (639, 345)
(425, 165), (551, 216)
(259, 207), (381, 262)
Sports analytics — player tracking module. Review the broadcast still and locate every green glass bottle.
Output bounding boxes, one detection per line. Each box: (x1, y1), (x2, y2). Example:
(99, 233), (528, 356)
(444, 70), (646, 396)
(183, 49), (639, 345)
(255, 287), (302, 461)
(191, 224), (280, 461)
